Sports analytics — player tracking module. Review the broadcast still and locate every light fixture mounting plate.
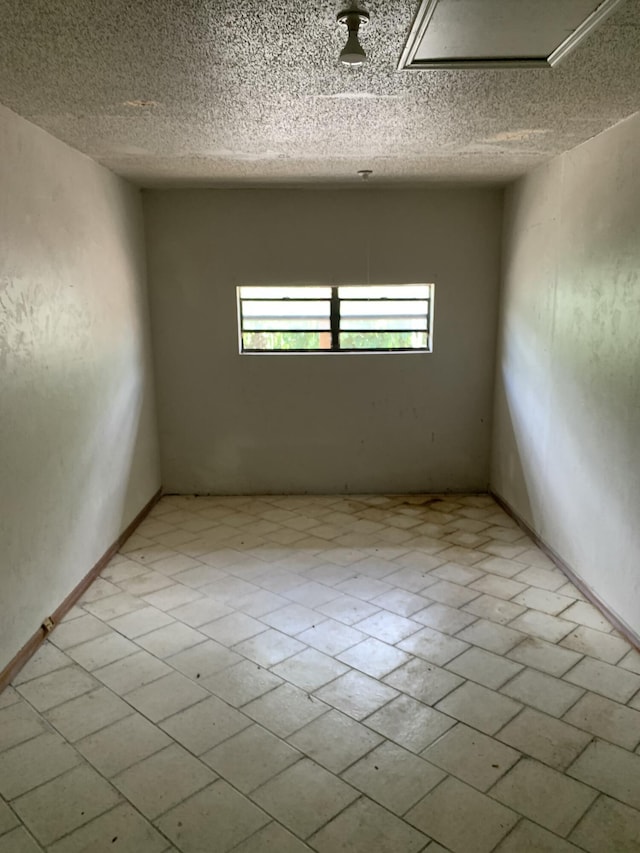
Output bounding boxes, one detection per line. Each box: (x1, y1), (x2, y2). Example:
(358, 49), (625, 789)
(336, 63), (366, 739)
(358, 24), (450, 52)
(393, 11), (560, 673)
(337, 9), (370, 26)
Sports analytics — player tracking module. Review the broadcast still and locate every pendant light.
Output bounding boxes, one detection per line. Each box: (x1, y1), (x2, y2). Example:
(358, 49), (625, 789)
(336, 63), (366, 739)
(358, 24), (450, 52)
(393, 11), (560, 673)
(337, 8), (370, 66)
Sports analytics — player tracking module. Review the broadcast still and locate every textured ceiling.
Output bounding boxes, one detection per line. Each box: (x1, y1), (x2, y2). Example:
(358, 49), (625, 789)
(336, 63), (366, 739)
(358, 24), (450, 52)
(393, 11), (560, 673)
(0, 0), (639, 186)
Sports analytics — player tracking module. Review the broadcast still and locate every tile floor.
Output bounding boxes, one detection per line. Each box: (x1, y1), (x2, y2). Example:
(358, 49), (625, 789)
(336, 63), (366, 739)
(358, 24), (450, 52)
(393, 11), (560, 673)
(2, 493), (640, 852)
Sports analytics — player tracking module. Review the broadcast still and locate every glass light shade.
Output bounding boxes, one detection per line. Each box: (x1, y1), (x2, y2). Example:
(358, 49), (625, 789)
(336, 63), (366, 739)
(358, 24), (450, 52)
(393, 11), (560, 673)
(340, 31), (367, 65)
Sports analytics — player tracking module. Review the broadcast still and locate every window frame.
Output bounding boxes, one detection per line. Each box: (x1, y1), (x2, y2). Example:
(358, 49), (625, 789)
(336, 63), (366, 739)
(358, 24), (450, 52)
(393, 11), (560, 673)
(237, 284), (434, 355)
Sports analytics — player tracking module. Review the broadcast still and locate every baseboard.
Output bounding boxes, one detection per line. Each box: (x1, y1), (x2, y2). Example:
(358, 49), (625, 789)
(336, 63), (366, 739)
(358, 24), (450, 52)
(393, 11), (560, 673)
(0, 488), (162, 693)
(491, 490), (640, 653)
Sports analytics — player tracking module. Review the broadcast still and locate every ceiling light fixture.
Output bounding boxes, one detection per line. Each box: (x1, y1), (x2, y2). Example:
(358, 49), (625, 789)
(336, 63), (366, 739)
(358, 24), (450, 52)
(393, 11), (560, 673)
(337, 7), (370, 66)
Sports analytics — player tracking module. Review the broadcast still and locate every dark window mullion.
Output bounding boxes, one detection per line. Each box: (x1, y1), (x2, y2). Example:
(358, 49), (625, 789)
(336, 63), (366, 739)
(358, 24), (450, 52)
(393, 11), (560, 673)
(330, 287), (340, 351)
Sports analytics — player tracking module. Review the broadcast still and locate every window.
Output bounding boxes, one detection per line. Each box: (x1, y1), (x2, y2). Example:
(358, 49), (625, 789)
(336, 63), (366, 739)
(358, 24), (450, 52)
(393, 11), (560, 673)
(237, 284), (433, 353)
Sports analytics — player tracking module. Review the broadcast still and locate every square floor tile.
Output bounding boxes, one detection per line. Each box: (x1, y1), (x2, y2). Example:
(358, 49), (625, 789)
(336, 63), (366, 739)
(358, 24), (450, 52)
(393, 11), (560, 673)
(12, 765), (120, 846)
(232, 628), (306, 667)
(136, 622), (205, 658)
(0, 700), (50, 752)
(501, 668), (584, 717)
(384, 658), (463, 705)
(462, 594), (526, 626)
(398, 626), (469, 666)
(476, 557), (526, 579)
(509, 611), (576, 644)
(337, 638), (410, 679)
(310, 797), (429, 853)
(11, 643), (72, 685)
(108, 607), (174, 639)
(48, 803), (167, 853)
(296, 620), (365, 656)
(492, 757), (597, 835)
(288, 709), (382, 772)
(65, 632), (139, 671)
(456, 619), (524, 654)
(469, 575), (528, 601)
(203, 660), (283, 707)
(157, 780), (269, 852)
(124, 671), (209, 722)
(76, 713), (171, 777)
(0, 796), (19, 835)
(232, 589), (292, 617)
(514, 567), (566, 591)
(343, 741), (445, 815)
(512, 587), (575, 615)
(335, 577), (394, 602)
(226, 821), (311, 853)
(167, 597), (233, 627)
(93, 650), (172, 695)
(561, 601), (614, 632)
(0, 827), (43, 852)
(167, 639), (241, 681)
(112, 744), (215, 819)
(117, 571), (175, 597)
(0, 731), (81, 799)
(365, 693), (455, 753)
(563, 691), (640, 749)
(431, 562), (485, 586)
(271, 647), (349, 692)
(243, 683), (329, 737)
(567, 740), (640, 809)
(424, 723), (520, 790)
(569, 794), (640, 853)
(353, 611), (421, 645)
(447, 646), (523, 689)
(200, 613), (267, 647)
(261, 603), (323, 635)
(497, 708), (591, 770)
(316, 595), (380, 626)
(507, 637), (583, 677)
(412, 602), (478, 634)
(561, 626), (630, 664)
(160, 696), (250, 754)
(436, 681), (521, 734)
(82, 591), (146, 622)
(141, 583), (202, 612)
(48, 614), (111, 650)
(423, 580), (480, 608)
(406, 776), (518, 853)
(16, 666), (98, 712)
(44, 686), (132, 742)
(314, 671), (398, 720)
(202, 724), (301, 793)
(563, 657), (640, 703)
(494, 819), (583, 852)
(251, 758), (358, 838)
(371, 588), (431, 617)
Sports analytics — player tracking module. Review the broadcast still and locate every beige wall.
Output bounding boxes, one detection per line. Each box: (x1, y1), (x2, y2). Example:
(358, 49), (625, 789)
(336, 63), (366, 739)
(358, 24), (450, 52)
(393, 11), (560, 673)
(491, 113), (640, 636)
(0, 104), (161, 670)
(144, 188), (503, 495)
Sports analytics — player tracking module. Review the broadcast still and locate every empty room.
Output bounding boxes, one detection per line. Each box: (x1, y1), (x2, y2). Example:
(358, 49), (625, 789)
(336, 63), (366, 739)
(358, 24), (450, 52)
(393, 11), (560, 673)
(1, 1), (640, 851)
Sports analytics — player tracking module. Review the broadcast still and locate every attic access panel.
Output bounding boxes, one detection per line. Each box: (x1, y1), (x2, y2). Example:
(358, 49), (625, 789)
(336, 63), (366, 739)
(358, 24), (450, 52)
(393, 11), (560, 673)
(398, 0), (625, 70)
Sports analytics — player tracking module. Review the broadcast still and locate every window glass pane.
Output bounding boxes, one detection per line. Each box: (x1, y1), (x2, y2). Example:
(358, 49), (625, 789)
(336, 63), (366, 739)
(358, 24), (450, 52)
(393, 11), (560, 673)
(242, 331), (331, 351)
(340, 331), (428, 350)
(242, 300), (329, 319)
(341, 300), (429, 317)
(244, 317), (330, 331)
(240, 286), (331, 300)
(339, 285), (430, 300)
(341, 316), (428, 331)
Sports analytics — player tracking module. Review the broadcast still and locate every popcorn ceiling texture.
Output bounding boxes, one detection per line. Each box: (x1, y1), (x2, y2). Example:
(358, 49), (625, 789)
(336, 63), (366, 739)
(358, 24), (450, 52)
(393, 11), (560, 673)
(0, 0), (639, 186)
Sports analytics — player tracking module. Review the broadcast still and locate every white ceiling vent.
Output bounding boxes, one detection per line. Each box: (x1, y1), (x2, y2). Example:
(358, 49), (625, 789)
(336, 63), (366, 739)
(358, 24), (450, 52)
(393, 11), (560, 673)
(398, 0), (625, 70)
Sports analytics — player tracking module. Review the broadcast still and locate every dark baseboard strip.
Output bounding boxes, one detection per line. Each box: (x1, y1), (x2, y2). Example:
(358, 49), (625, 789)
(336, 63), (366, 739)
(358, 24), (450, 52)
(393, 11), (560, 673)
(0, 487), (162, 693)
(491, 490), (640, 653)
